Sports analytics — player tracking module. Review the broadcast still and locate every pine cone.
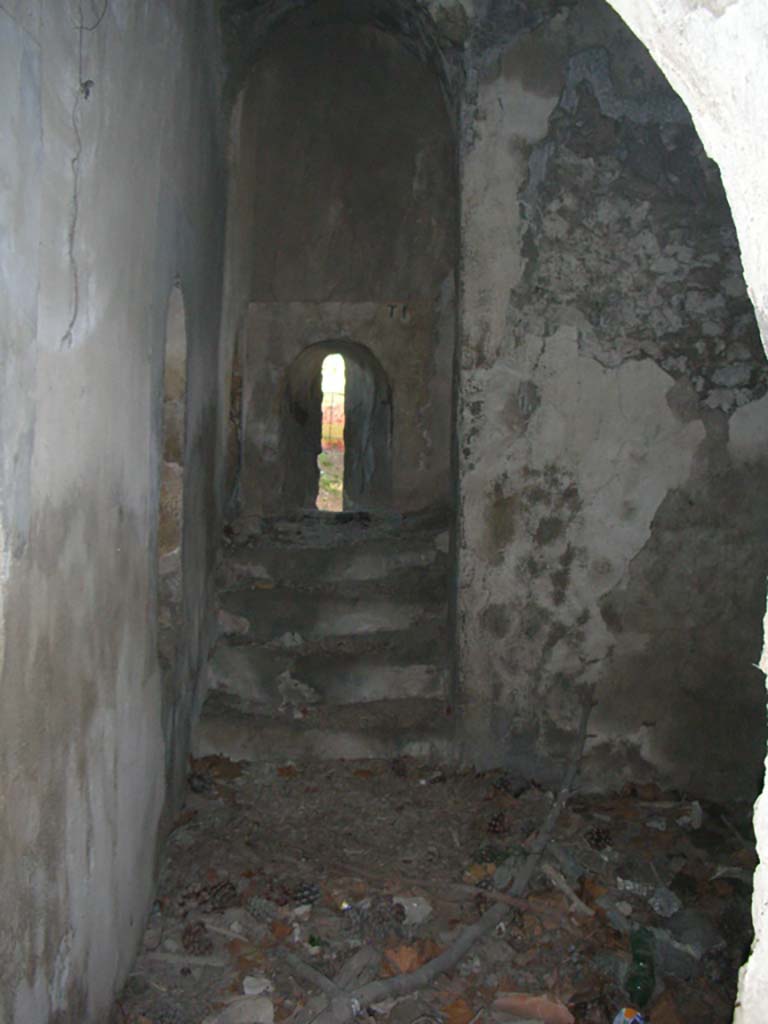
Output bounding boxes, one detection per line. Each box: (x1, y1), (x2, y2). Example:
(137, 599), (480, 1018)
(209, 879), (239, 910)
(585, 825), (612, 850)
(181, 920), (213, 956)
(260, 877), (291, 906)
(475, 843), (507, 865)
(177, 882), (210, 913)
(290, 881), (321, 906)
(492, 774), (527, 797)
(487, 811), (509, 835)
(188, 771), (213, 794)
(245, 894), (278, 921)
(474, 892), (490, 914)
(360, 895), (406, 942)
(151, 1004), (186, 1024)
(473, 879), (493, 914)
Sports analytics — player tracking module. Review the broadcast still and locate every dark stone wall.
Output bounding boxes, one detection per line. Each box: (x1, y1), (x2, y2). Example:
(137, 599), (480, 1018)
(244, 19), (456, 302)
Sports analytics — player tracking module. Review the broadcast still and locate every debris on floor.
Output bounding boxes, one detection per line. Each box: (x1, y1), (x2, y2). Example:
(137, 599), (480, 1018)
(112, 756), (755, 1024)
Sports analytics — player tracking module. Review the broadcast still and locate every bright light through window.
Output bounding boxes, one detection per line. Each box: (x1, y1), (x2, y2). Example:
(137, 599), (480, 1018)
(317, 354), (346, 511)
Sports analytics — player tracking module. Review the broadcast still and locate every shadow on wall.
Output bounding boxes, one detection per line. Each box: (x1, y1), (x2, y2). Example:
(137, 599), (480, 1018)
(158, 283), (187, 670)
(283, 340), (392, 512)
(225, 335), (244, 518)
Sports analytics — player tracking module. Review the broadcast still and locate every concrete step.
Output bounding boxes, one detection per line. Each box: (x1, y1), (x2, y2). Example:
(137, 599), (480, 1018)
(208, 640), (448, 707)
(230, 507), (451, 548)
(219, 533), (448, 589)
(218, 585), (446, 644)
(192, 692), (455, 763)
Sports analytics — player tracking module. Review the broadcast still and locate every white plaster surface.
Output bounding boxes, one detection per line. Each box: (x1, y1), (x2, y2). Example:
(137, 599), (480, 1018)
(607, 0), (768, 337)
(0, 2), (226, 1021)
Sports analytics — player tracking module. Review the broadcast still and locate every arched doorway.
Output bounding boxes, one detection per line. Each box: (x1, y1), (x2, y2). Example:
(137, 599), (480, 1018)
(283, 340), (392, 513)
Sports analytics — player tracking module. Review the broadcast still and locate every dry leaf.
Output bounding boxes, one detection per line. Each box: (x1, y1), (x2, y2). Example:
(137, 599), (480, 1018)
(228, 938), (248, 958)
(733, 846), (759, 868)
(277, 764), (299, 778)
(353, 768), (375, 779)
(274, 997), (291, 1022)
(383, 944), (423, 974)
(493, 992), (574, 1024)
(580, 878), (606, 906)
(193, 755), (244, 780)
(635, 781), (663, 801)
(442, 998), (474, 1024)
(436, 983), (466, 1004)
(270, 919), (292, 941)
(172, 808), (198, 829)
(464, 862), (496, 884)
(420, 937), (444, 960)
(649, 991), (684, 1024)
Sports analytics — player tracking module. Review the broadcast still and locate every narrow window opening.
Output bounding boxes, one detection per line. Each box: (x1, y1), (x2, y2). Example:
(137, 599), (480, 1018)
(316, 353), (345, 511)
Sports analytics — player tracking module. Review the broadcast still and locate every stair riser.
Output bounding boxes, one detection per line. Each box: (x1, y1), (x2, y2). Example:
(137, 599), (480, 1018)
(193, 700), (454, 764)
(194, 727), (454, 763)
(221, 544), (444, 588)
(210, 646), (448, 706)
(219, 592), (442, 643)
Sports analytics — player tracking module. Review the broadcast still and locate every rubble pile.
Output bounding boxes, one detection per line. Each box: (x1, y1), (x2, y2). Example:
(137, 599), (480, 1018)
(113, 757), (755, 1024)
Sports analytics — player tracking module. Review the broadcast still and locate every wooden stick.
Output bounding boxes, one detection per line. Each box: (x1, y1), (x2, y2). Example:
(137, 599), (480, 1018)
(283, 951), (342, 998)
(448, 884), (580, 934)
(139, 951), (228, 969)
(541, 863), (594, 917)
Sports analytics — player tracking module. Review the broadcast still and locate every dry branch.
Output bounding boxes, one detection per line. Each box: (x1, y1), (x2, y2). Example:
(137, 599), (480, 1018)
(140, 951), (228, 969)
(448, 884), (579, 934)
(284, 951), (342, 998)
(541, 863), (594, 918)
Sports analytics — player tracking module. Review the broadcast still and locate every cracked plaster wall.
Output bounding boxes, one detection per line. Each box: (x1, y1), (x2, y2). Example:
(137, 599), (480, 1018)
(0, 3), (226, 1021)
(456, 0), (768, 802)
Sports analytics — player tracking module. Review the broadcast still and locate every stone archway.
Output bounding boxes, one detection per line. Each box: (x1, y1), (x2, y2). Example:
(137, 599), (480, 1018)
(283, 340), (393, 512)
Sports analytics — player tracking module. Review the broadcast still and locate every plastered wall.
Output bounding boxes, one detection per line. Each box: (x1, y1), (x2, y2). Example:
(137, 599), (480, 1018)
(456, 0), (768, 801)
(0, 3), (226, 1020)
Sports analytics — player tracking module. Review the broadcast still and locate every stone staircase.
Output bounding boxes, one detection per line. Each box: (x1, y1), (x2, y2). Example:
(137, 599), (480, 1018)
(193, 509), (454, 763)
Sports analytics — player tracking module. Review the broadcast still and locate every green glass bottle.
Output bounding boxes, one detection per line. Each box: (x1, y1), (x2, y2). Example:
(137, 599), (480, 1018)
(624, 928), (655, 1008)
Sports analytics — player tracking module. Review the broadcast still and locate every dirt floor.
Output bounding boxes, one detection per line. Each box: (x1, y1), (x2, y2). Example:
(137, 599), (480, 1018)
(316, 448), (344, 512)
(112, 756), (756, 1024)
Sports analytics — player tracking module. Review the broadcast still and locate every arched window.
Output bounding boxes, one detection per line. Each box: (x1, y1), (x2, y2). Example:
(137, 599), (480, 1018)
(283, 341), (392, 513)
(317, 353), (346, 511)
